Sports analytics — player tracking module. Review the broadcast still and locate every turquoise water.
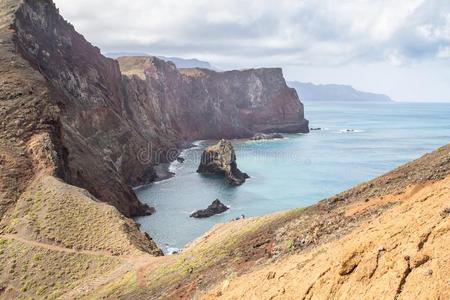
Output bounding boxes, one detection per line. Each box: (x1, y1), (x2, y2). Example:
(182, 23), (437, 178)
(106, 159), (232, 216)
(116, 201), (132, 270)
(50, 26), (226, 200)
(136, 101), (450, 253)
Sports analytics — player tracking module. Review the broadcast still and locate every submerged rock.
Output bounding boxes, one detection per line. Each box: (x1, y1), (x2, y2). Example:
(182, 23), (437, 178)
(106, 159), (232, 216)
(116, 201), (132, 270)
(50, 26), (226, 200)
(197, 139), (249, 186)
(251, 133), (284, 141)
(190, 199), (229, 218)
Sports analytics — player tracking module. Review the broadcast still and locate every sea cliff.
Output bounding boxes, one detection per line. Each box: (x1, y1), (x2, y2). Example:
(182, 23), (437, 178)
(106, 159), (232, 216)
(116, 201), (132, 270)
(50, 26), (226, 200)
(2, 0), (308, 218)
(1, 1), (447, 299)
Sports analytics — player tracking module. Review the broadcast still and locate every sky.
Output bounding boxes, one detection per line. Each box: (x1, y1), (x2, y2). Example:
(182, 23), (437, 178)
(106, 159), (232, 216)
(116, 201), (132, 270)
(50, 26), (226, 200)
(53, 0), (450, 102)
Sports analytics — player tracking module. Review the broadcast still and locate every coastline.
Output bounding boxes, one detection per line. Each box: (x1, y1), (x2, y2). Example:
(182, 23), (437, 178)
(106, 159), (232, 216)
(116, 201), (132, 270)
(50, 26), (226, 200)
(133, 140), (206, 191)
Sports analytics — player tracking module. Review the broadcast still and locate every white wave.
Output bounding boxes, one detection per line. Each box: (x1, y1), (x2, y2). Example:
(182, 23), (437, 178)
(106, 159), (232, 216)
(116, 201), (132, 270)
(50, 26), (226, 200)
(339, 129), (364, 133)
(132, 184), (147, 191)
(168, 161), (180, 173)
(192, 140), (205, 148)
(178, 148), (189, 158)
(310, 127), (330, 131)
(166, 247), (181, 255)
(247, 138), (287, 144)
(152, 177), (174, 184)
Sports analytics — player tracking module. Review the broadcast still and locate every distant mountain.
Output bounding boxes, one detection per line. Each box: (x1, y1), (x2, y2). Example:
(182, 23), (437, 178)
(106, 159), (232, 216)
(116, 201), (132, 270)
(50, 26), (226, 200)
(104, 51), (148, 58)
(104, 52), (214, 69)
(288, 81), (393, 102)
(158, 56), (214, 69)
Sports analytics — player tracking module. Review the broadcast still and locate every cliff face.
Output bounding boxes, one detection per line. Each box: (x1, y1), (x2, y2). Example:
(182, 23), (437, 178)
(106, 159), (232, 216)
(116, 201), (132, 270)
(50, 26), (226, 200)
(9, 0), (162, 217)
(0, 1), (163, 288)
(2, 0), (308, 217)
(119, 56), (309, 140)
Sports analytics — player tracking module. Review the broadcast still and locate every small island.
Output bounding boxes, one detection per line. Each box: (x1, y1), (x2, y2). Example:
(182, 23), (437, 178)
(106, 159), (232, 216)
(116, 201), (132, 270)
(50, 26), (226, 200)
(190, 199), (229, 218)
(197, 139), (249, 186)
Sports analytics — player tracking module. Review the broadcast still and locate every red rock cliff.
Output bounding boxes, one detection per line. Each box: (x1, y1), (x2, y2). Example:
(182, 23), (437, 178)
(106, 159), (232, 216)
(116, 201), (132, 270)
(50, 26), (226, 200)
(119, 56), (309, 140)
(2, 0), (308, 217)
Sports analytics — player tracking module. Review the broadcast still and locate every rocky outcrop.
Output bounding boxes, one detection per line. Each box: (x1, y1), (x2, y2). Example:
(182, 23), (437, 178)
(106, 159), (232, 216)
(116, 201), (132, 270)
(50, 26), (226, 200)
(1, 0), (307, 219)
(250, 133), (284, 141)
(6, 0), (169, 217)
(190, 199), (229, 218)
(197, 140), (249, 186)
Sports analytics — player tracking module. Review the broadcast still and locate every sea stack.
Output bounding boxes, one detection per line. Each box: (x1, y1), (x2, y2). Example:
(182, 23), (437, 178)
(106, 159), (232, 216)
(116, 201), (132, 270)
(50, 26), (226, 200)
(190, 199), (229, 218)
(197, 140), (249, 186)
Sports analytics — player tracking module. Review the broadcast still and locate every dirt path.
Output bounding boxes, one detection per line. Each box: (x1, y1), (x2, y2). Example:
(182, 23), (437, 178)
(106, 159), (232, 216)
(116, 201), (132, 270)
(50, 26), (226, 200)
(1, 234), (117, 258)
(57, 262), (134, 300)
(0, 233), (167, 299)
(58, 255), (166, 299)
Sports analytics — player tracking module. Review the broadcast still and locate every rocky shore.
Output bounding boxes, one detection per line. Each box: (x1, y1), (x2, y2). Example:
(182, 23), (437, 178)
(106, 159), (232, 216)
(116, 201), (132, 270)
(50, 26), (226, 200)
(250, 133), (284, 140)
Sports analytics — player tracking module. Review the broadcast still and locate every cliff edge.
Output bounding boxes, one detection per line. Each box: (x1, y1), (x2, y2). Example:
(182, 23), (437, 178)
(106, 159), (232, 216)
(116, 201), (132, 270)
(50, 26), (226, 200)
(118, 56), (309, 140)
(1, 0), (308, 220)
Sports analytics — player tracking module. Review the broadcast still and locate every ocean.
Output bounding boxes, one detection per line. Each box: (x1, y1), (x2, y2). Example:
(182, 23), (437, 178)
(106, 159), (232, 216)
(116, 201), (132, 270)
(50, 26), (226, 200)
(136, 101), (450, 254)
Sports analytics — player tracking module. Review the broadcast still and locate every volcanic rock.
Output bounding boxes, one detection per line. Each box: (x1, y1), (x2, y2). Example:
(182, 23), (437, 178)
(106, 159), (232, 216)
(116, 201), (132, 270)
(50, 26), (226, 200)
(190, 199), (229, 218)
(1, 0), (307, 218)
(197, 140), (249, 186)
(251, 133), (284, 140)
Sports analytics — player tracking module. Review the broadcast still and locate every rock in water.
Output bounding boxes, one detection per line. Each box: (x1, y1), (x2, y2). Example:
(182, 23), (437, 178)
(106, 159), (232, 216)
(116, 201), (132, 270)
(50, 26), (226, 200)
(197, 139), (249, 186)
(251, 133), (284, 141)
(190, 199), (229, 218)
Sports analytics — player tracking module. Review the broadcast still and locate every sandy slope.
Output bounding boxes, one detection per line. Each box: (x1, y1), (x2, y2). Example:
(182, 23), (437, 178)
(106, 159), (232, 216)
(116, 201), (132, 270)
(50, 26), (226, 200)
(201, 177), (450, 300)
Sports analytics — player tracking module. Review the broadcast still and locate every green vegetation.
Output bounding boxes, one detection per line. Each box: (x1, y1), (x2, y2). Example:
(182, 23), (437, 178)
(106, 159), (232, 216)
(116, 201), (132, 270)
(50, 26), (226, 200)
(1, 176), (146, 256)
(93, 208), (306, 298)
(0, 238), (121, 299)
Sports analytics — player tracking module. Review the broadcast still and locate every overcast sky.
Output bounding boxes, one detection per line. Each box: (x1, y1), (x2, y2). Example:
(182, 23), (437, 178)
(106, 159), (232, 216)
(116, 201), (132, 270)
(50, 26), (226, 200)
(54, 0), (450, 102)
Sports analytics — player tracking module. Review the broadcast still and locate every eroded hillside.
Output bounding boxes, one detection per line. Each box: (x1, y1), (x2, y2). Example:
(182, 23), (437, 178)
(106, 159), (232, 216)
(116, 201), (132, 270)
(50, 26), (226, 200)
(0, 0), (448, 299)
(0, 0), (308, 298)
(84, 145), (450, 300)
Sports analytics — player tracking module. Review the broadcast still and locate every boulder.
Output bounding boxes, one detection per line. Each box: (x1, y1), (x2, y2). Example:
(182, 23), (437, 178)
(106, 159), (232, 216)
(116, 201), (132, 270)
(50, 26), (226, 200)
(190, 199), (229, 218)
(197, 139), (249, 186)
(251, 133), (284, 140)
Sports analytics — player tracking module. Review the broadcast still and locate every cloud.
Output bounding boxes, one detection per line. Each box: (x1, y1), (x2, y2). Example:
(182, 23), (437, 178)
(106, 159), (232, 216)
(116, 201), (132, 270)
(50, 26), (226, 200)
(437, 46), (450, 58)
(53, 0), (450, 69)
